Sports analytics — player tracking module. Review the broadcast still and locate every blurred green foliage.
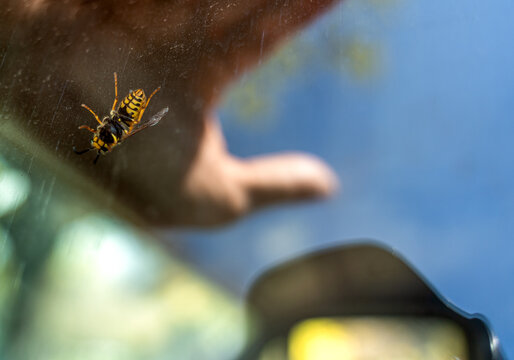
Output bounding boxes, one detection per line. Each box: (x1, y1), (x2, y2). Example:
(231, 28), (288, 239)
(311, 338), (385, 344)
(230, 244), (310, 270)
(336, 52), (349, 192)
(223, 0), (398, 127)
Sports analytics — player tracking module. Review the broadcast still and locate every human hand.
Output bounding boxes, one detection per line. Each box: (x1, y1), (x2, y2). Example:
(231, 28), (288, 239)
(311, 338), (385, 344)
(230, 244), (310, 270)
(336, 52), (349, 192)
(1, 0), (339, 226)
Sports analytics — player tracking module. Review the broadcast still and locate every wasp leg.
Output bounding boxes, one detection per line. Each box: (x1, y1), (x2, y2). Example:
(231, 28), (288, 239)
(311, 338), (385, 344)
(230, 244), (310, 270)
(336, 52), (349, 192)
(81, 104), (102, 125)
(93, 153), (101, 164)
(122, 122), (151, 140)
(111, 72), (118, 111)
(78, 125), (96, 133)
(73, 147), (92, 155)
(137, 86), (161, 123)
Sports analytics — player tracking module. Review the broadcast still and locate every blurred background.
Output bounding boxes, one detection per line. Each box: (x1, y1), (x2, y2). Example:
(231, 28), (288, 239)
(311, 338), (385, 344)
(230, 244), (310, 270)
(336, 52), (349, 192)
(174, 0), (514, 355)
(1, 0), (513, 358)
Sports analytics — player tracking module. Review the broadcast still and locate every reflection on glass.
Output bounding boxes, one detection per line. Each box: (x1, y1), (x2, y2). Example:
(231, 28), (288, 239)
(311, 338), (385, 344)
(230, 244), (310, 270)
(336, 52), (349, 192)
(259, 337), (289, 360)
(0, 140), (245, 359)
(13, 214), (246, 360)
(0, 158), (30, 217)
(288, 317), (468, 360)
(0, 225), (14, 348)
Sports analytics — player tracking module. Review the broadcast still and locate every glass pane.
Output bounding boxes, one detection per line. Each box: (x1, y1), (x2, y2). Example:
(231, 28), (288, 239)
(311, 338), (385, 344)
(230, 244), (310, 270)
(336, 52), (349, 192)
(0, 142), (244, 359)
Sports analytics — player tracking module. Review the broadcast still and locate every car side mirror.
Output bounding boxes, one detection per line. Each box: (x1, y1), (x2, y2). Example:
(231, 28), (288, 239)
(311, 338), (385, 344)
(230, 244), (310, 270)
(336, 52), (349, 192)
(239, 242), (503, 360)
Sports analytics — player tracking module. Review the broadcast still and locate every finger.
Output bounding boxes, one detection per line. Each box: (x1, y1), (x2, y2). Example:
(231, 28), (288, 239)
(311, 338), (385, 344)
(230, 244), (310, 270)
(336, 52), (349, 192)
(240, 152), (339, 209)
(182, 117), (338, 226)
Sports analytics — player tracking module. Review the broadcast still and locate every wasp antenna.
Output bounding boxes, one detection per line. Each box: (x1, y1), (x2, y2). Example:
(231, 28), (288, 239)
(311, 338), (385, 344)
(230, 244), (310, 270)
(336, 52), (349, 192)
(81, 103), (102, 125)
(93, 153), (101, 164)
(73, 146), (92, 155)
(78, 125), (96, 133)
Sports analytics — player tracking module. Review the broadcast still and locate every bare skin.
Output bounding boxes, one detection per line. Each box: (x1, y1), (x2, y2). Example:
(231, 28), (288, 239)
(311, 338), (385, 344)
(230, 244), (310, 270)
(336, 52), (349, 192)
(0, 0), (339, 227)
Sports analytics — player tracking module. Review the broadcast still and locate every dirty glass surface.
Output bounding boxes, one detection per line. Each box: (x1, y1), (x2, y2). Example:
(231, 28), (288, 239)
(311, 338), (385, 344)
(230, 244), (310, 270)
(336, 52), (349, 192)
(0, 0), (513, 358)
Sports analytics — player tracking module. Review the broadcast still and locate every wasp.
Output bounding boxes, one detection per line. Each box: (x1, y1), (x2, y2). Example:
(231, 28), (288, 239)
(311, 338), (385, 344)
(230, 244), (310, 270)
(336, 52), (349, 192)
(73, 72), (168, 164)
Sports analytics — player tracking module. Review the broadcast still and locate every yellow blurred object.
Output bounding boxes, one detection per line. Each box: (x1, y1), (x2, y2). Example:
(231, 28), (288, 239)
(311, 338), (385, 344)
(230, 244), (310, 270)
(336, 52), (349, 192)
(290, 319), (353, 360)
(289, 317), (469, 360)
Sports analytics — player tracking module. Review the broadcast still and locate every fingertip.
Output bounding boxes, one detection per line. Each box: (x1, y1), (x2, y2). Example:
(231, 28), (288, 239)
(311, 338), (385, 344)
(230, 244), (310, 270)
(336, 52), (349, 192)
(315, 160), (340, 198)
(293, 153), (340, 198)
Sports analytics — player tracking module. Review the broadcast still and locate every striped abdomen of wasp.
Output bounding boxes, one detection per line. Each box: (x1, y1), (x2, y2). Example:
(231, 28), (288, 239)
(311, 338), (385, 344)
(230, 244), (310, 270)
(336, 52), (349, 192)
(73, 72), (168, 164)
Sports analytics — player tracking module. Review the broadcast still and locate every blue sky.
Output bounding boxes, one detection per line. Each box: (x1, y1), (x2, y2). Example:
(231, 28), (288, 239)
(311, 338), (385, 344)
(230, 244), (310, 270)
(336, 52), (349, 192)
(174, 0), (514, 355)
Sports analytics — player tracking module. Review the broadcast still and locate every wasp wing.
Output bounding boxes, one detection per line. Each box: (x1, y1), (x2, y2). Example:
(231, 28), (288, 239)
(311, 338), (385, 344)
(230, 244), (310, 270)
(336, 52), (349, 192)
(122, 107), (169, 140)
(147, 107), (169, 127)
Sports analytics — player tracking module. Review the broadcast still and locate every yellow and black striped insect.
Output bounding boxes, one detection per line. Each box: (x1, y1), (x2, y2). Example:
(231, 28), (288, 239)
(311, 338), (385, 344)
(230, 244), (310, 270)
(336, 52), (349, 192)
(73, 72), (168, 164)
